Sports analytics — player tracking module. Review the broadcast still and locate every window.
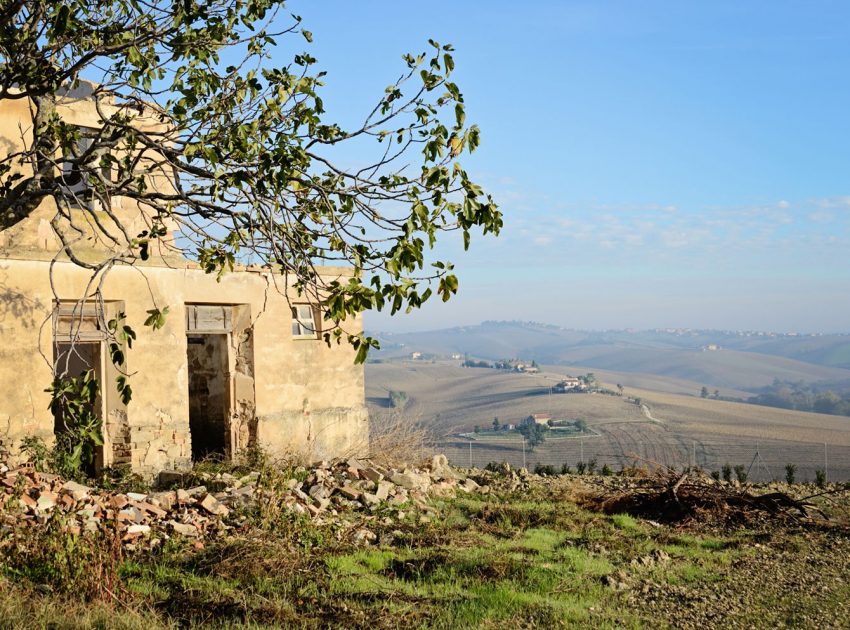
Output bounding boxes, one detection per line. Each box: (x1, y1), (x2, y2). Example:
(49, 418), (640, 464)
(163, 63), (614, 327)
(291, 304), (318, 338)
(61, 126), (111, 209)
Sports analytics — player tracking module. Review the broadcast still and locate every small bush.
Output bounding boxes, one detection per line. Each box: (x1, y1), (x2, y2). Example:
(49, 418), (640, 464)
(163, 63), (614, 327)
(19, 436), (50, 472)
(367, 410), (432, 468)
(0, 512), (123, 600)
(721, 463), (732, 483)
(784, 463), (797, 485)
(815, 469), (827, 488)
(576, 461), (587, 475)
(710, 470), (720, 481)
(586, 458), (598, 475)
(97, 465), (150, 494)
(388, 390), (409, 410)
(560, 463), (572, 475)
(733, 465), (748, 483)
(600, 464), (612, 476)
(533, 463), (556, 476)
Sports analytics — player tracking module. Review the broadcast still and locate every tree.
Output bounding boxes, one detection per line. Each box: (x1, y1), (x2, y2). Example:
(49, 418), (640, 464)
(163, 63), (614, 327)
(517, 421), (547, 449)
(616, 383), (624, 395)
(388, 390), (408, 410)
(700, 386), (709, 398)
(0, 1), (500, 365)
(491, 417), (499, 432)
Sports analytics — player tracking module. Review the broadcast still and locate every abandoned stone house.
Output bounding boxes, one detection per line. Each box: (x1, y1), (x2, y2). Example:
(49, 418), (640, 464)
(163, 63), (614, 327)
(0, 86), (368, 475)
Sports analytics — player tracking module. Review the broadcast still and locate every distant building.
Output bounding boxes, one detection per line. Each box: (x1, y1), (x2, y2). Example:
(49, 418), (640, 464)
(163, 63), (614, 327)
(411, 352), (422, 360)
(554, 377), (586, 393)
(451, 353), (463, 360)
(528, 413), (551, 425)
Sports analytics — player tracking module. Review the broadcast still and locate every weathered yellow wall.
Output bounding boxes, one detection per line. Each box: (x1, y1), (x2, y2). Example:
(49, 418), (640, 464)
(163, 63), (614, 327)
(0, 256), (368, 473)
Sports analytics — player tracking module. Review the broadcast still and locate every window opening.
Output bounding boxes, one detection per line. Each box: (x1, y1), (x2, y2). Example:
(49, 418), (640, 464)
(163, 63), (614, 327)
(60, 126), (110, 210)
(291, 304), (318, 338)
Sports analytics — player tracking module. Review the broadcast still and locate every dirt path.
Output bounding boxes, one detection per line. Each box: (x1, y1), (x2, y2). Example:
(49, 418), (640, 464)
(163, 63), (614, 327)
(641, 403), (664, 424)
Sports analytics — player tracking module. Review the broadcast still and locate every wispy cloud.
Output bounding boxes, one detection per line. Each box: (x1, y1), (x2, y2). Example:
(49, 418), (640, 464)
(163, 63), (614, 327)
(488, 193), (850, 273)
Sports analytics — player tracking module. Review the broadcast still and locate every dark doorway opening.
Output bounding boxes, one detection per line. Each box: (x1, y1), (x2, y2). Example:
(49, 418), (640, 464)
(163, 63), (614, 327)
(53, 341), (104, 475)
(187, 334), (229, 461)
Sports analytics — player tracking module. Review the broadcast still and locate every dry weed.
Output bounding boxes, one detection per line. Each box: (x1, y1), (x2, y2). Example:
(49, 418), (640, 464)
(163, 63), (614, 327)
(367, 409), (434, 468)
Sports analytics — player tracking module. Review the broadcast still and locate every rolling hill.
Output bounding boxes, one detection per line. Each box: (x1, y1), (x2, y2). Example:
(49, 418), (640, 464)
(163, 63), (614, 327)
(372, 322), (850, 392)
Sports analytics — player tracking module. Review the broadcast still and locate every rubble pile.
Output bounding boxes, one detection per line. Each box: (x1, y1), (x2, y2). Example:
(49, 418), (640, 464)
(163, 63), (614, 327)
(0, 455), (485, 546)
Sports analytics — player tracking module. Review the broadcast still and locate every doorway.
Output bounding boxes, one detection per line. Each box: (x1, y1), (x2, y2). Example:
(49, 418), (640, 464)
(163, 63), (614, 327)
(185, 304), (256, 462)
(53, 341), (105, 435)
(187, 334), (229, 461)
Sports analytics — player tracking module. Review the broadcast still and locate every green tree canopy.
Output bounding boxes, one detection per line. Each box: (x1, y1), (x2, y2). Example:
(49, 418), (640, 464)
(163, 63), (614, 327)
(0, 0), (500, 362)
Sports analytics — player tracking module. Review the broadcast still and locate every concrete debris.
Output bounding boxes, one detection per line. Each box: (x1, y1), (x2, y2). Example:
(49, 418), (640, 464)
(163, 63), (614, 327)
(0, 455), (485, 548)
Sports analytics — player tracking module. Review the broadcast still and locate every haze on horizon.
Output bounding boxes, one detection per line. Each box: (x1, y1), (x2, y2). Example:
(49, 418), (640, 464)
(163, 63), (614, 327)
(293, 1), (850, 335)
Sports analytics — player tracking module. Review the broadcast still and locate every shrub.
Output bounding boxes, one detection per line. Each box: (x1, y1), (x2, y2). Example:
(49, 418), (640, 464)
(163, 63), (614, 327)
(721, 463), (732, 483)
(0, 512), (123, 600)
(534, 463), (556, 476)
(815, 469), (827, 488)
(19, 436), (50, 472)
(388, 390), (409, 410)
(710, 470), (721, 481)
(784, 463), (797, 485)
(733, 464), (748, 483)
(576, 461), (587, 475)
(560, 463), (572, 475)
(367, 410), (432, 468)
(600, 464), (612, 476)
(586, 458), (598, 475)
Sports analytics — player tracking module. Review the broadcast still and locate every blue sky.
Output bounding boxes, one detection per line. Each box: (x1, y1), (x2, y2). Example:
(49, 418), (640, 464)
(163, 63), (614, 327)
(287, 1), (850, 333)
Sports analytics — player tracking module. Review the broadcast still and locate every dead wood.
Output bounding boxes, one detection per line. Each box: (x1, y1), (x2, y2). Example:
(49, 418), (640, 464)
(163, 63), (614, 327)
(579, 469), (829, 526)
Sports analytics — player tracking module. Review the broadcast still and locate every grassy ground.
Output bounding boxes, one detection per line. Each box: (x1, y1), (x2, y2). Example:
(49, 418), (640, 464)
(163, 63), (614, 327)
(0, 477), (848, 629)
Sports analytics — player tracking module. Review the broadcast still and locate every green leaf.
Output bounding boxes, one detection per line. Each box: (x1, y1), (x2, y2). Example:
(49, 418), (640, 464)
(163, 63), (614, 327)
(144, 306), (170, 330)
(53, 5), (71, 37)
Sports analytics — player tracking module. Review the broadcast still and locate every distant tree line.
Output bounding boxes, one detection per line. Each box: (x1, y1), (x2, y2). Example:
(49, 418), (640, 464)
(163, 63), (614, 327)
(462, 359), (492, 368)
(747, 380), (850, 417)
(699, 379), (850, 418)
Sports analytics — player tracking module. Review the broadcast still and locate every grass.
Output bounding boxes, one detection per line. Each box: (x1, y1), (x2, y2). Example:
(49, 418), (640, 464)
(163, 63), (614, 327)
(0, 477), (847, 628)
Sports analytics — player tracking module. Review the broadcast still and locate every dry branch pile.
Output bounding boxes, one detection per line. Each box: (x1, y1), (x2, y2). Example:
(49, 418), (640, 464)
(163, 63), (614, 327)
(579, 469), (827, 526)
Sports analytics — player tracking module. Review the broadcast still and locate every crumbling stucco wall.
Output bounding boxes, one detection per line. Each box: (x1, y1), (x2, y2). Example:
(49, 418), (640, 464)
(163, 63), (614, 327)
(0, 255), (368, 475)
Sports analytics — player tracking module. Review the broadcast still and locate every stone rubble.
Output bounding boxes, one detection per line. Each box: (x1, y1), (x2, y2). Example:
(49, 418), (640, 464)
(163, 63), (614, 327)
(0, 454), (487, 547)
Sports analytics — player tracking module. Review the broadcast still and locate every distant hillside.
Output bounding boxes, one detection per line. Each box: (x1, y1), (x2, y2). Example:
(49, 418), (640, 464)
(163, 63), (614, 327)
(372, 322), (850, 392)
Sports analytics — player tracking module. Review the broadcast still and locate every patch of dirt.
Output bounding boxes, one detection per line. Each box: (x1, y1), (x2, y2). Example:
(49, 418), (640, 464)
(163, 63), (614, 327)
(628, 531), (850, 629)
